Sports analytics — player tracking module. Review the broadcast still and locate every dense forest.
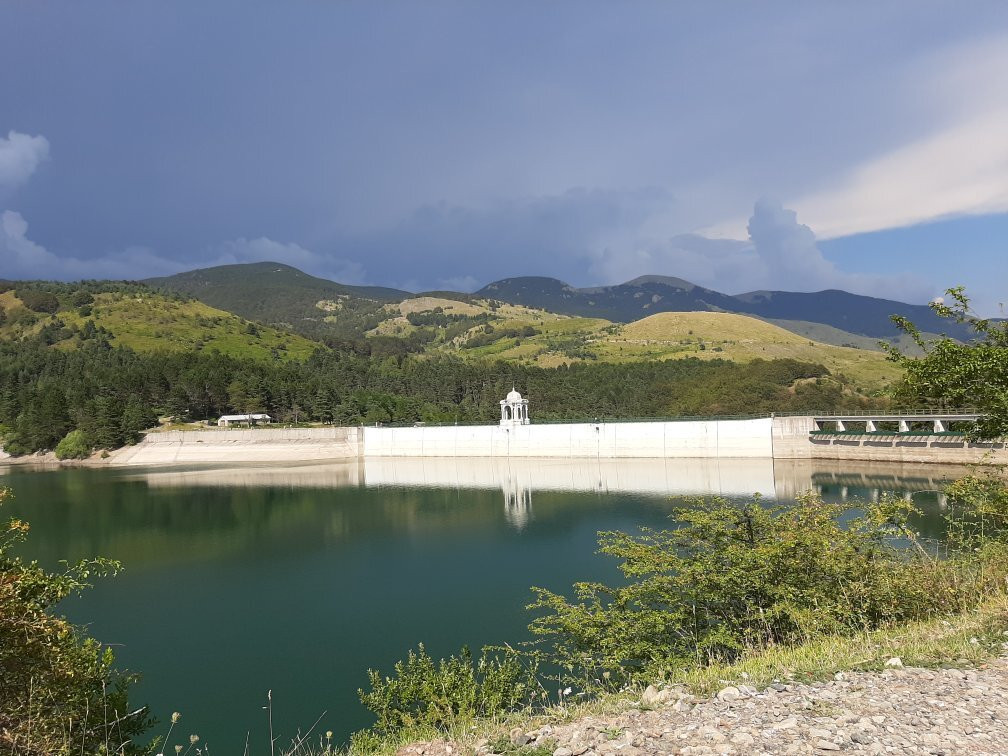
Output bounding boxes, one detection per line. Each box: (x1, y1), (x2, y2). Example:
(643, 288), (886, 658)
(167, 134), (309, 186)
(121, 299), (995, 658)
(0, 329), (880, 456)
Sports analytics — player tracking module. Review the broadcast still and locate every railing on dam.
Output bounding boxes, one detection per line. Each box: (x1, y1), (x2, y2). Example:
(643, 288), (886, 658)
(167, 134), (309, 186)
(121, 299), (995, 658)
(809, 412), (982, 436)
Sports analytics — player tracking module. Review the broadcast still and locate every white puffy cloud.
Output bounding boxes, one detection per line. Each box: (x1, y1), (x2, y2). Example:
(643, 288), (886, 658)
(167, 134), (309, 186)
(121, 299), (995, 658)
(589, 233), (758, 292)
(1, 210), (181, 280)
(2, 209), (53, 271)
(704, 34), (1008, 240)
(591, 200), (934, 302)
(745, 199), (933, 299)
(0, 210), (367, 285)
(437, 275), (481, 292)
(0, 131), (49, 193)
(793, 106), (1008, 239)
(211, 237), (366, 284)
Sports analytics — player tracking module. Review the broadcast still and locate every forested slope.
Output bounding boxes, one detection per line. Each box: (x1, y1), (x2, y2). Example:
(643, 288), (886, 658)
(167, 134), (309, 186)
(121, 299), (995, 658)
(0, 335), (881, 457)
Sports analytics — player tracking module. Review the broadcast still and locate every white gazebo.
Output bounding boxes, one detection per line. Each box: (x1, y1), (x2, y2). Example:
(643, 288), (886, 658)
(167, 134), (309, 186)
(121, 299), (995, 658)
(499, 387), (530, 427)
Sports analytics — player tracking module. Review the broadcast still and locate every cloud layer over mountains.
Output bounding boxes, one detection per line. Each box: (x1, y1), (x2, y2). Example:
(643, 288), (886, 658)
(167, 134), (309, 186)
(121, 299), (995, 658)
(2, 4), (1006, 311)
(2, 140), (927, 302)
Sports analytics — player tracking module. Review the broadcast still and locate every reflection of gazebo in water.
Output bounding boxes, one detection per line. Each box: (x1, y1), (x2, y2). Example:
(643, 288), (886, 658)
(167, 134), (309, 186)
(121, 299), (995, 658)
(499, 388), (531, 527)
(499, 387), (530, 426)
(502, 474), (532, 529)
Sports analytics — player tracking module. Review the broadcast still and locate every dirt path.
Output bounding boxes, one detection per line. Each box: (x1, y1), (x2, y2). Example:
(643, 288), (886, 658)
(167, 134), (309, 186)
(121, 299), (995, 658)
(401, 656), (1008, 755)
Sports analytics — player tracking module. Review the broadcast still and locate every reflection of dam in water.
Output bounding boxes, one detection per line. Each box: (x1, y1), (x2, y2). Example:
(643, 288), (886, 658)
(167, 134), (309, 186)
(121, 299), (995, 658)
(136, 457), (974, 529)
(363, 457), (777, 529)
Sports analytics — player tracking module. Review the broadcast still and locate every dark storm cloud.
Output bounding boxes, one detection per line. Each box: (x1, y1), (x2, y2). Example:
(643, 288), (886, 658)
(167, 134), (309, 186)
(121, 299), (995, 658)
(1, 1), (1006, 309)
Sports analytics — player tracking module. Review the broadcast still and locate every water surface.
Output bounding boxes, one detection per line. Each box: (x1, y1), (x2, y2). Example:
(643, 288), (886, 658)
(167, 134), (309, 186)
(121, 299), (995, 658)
(1, 457), (959, 750)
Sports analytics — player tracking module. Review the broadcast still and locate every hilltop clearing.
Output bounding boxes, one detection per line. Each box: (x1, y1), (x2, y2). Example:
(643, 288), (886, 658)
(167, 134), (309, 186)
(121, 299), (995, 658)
(147, 261), (409, 341)
(596, 312), (899, 390)
(392, 308), (897, 392)
(0, 285), (319, 360)
(144, 262), (976, 350)
(477, 275), (980, 342)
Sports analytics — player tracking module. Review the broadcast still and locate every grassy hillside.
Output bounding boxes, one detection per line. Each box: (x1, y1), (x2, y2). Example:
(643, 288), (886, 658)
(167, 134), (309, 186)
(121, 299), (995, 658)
(476, 274), (978, 341)
(375, 302), (898, 391)
(0, 287), (320, 360)
(763, 318), (931, 354)
(147, 262), (411, 341)
(1, 277), (900, 390)
(595, 312), (900, 389)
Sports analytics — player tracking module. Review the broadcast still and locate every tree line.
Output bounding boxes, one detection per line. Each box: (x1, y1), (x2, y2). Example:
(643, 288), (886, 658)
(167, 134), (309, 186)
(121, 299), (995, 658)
(0, 333), (879, 456)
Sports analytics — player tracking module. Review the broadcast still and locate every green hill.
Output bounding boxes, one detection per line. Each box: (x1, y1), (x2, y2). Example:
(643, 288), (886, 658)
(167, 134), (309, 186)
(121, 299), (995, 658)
(146, 262), (411, 342)
(0, 285), (320, 361)
(596, 311), (899, 389)
(476, 275), (978, 342)
(371, 298), (897, 391)
(143, 262), (966, 352)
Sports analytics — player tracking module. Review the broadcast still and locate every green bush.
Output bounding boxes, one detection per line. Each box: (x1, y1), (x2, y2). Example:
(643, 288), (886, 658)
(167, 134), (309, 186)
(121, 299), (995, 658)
(71, 291), (94, 307)
(54, 429), (92, 459)
(527, 492), (982, 688)
(357, 643), (538, 740)
(0, 488), (152, 754)
(16, 288), (60, 314)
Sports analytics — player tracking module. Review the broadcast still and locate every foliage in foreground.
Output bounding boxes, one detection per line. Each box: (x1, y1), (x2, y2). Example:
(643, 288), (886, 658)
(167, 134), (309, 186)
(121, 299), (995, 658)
(353, 644), (540, 749)
(527, 489), (1008, 689)
(0, 488), (152, 756)
(888, 286), (1008, 439)
(356, 478), (1008, 748)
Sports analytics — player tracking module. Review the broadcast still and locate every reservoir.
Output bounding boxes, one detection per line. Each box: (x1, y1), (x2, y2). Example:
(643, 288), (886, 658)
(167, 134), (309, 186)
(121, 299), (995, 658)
(1, 457), (959, 751)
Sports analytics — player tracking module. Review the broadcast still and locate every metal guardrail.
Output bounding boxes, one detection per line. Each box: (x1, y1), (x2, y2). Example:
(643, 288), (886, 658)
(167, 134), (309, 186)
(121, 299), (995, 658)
(369, 410), (984, 429)
(165, 409), (984, 430)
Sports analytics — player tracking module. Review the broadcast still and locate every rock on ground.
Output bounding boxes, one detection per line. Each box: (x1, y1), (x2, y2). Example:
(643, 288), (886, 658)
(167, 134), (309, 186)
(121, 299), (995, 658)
(459, 655), (1008, 755)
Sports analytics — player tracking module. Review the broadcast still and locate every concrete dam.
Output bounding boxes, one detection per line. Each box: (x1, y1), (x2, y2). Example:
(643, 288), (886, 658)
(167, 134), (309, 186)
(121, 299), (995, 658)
(112, 414), (1005, 467)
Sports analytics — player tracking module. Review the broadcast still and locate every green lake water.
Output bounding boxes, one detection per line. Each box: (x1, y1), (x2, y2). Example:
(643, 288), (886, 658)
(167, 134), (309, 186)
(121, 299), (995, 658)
(1, 457), (959, 751)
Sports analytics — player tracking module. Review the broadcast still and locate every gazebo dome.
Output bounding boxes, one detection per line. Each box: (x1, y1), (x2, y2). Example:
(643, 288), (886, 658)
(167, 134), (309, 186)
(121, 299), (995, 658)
(500, 387), (530, 427)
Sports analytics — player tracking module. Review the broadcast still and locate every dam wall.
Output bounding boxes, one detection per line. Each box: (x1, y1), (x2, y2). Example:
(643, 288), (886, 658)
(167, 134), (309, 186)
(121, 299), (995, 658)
(111, 426), (362, 466)
(102, 415), (1005, 467)
(805, 434), (1007, 465)
(362, 418), (773, 458)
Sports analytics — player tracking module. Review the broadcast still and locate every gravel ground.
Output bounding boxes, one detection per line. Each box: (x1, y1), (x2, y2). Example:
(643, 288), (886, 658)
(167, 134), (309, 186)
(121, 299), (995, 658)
(398, 655), (1008, 755)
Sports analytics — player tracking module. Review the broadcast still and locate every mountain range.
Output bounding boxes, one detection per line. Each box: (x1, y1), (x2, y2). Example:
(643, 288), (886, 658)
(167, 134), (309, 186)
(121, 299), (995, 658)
(146, 263), (972, 344)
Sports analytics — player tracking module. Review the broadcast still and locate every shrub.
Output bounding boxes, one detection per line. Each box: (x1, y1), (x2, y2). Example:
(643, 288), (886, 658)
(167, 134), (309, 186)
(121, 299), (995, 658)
(54, 429), (92, 459)
(527, 492), (982, 687)
(16, 288), (60, 314)
(357, 643), (538, 740)
(0, 488), (152, 754)
(70, 291), (94, 307)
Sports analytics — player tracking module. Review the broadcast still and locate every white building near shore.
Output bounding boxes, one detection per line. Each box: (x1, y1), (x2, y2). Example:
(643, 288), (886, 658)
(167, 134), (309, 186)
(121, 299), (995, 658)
(218, 413), (271, 427)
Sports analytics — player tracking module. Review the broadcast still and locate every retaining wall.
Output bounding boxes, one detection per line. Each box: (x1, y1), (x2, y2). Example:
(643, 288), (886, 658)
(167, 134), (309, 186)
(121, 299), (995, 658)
(111, 426), (362, 466)
(102, 416), (1006, 467)
(362, 418), (774, 459)
(806, 434), (1007, 465)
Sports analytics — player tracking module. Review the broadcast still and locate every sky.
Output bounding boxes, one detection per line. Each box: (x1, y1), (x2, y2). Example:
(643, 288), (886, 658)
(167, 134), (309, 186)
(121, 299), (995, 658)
(1, 2), (1006, 314)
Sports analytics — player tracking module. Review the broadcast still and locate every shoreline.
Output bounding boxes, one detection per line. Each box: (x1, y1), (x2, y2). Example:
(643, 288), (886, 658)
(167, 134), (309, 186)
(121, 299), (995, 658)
(3, 414), (1005, 469)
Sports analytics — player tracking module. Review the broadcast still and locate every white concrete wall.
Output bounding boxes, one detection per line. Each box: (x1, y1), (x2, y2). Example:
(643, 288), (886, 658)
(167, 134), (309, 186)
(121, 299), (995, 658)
(807, 435), (1006, 465)
(111, 427), (362, 466)
(363, 418), (773, 459)
(771, 416), (816, 459)
(81, 416), (1006, 468)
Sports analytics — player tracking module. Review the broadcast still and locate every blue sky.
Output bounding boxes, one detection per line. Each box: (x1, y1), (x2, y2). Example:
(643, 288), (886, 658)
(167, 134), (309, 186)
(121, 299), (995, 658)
(1, 2), (1006, 314)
